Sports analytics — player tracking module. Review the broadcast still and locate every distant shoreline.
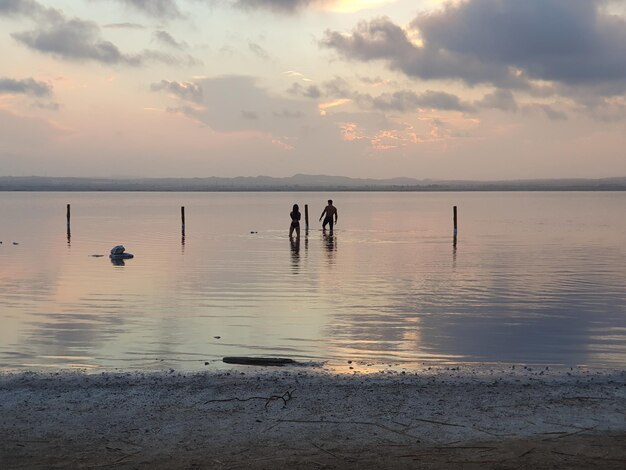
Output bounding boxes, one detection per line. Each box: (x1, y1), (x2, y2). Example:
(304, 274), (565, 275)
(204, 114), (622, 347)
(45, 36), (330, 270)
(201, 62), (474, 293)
(1, 175), (625, 192)
(3, 188), (626, 192)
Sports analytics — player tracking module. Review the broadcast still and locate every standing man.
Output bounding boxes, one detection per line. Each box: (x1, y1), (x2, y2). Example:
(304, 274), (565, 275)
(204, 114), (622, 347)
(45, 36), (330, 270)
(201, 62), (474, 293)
(319, 199), (338, 232)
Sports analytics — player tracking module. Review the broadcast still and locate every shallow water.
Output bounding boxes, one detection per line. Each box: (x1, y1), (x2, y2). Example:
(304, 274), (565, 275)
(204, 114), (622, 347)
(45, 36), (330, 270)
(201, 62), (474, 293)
(0, 192), (624, 370)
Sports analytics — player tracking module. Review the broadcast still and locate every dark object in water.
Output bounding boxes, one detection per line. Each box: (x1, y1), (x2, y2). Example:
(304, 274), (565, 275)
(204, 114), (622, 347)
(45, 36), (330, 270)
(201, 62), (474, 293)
(109, 245), (134, 260)
(222, 357), (295, 366)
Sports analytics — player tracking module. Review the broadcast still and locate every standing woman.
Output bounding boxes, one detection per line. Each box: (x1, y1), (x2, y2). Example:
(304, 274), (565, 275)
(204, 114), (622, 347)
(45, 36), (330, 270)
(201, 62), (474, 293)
(289, 204), (301, 239)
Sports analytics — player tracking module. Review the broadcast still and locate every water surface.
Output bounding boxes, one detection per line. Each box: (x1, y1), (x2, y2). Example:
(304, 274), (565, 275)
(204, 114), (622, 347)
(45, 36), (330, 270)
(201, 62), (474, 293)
(0, 192), (624, 370)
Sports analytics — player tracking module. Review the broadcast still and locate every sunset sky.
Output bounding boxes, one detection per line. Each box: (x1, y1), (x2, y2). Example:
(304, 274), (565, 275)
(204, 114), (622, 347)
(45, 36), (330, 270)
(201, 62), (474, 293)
(1, 0), (625, 179)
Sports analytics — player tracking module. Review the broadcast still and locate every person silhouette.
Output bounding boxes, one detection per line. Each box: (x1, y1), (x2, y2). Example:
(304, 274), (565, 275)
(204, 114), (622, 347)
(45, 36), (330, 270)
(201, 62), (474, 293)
(319, 199), (338, 232)
(289, 204), (301, 239)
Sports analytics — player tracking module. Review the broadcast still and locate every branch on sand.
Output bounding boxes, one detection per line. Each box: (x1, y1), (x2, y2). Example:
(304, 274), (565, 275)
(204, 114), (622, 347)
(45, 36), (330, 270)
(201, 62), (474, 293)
(205, 390), (294, 409)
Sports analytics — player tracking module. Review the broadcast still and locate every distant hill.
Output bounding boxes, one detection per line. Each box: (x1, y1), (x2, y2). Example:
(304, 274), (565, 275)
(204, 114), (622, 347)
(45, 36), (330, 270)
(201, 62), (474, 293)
(1, 175), (625, 191)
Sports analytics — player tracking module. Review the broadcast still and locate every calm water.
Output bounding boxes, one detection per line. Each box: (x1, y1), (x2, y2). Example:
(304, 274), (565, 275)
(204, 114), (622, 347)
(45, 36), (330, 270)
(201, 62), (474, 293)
(0, 192), (625, 370)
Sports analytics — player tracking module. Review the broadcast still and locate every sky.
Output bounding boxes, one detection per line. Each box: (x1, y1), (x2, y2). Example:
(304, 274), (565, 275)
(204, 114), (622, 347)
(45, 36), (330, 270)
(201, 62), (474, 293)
(1, 0), (625, 180)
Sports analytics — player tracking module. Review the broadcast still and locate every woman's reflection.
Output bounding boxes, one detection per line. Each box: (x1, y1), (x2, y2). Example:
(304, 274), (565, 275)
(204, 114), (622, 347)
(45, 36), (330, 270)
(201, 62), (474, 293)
(290, 236), (300, 273)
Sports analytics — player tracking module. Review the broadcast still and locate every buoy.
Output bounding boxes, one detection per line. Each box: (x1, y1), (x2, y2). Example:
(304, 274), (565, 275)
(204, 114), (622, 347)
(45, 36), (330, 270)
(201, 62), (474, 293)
(109, 245), (134, 259)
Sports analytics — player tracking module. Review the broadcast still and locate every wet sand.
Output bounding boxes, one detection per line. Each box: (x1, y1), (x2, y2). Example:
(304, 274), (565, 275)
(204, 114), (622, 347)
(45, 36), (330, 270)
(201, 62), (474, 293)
(1, 365), (625, 469)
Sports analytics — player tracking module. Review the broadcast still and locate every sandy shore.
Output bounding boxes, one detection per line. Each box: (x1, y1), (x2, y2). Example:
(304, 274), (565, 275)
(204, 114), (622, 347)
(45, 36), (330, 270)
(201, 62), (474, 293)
(1, 365), (625, 469)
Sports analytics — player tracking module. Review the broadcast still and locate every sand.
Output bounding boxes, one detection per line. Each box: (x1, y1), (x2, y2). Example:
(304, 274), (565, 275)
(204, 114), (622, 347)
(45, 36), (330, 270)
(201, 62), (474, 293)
(1, 364), (625, 469)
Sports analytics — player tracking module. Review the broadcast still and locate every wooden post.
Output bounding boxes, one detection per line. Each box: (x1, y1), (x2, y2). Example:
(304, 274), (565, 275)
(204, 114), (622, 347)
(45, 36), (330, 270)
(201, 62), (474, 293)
(66, 204), (71, 244)
(453, 205), (458, 238)
(181, 206), (186, 245)
(304, 204), (309, 230)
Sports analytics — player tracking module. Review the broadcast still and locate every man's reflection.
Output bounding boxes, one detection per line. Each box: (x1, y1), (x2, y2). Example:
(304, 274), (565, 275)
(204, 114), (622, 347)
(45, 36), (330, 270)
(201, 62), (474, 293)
(322, 230), (337, 264)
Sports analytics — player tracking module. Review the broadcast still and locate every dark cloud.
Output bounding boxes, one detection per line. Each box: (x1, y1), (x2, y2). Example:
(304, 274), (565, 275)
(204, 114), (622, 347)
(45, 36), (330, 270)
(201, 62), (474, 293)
(233, 0), (317, 14)
(288, 75), (350, 99)
(12, 16), (200, 66)
(321, 17), (530, 89)
(0, 77), (51, 96)
(151, 79), (203, 103)
(476, 89), (518, 112)
(0, 0), (62, 21)
(112, 0), (182, 18)
(0, 0), (39, 15)
(357, 75), (396, 87)
(248, 41), (269, 60)
(288, 82), (321, 99)
(358, 90), (475, 113)
(12, 18), (135, 64)
(322, 0), (626, 92)
(290, 74), (475, 113)
(154, 30), (187, 49)
(322, 76), (351, 98)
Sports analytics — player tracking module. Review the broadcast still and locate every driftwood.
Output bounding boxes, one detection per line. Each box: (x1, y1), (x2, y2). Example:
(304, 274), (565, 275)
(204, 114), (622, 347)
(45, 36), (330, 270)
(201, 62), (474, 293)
(222, 357), (295, 366)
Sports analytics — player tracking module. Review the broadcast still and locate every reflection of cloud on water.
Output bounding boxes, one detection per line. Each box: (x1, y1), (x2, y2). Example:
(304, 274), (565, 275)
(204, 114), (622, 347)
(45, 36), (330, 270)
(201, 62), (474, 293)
(324, 243), (626, 366)
(23, 311), (127, 366)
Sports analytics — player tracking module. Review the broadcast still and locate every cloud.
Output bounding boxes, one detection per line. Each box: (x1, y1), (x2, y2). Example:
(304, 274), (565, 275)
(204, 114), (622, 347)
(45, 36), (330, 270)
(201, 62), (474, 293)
(534, 104), (567, 121)
(154, 30), (187, 49)
(476, 89), (518, 112)
(229, 0), (387, 14)
(0, 0), (62, 21)
(322, 76), (351, 98)
(248, 41), (269, 60)
(288, 82), (321, 99)
(359, 90), (475, 113)
(0, 77), (52, 97)
(232, 0), (317, 14)
(273, 108), (304, 118)
(290, 75), (474, 113)
(241, 110), (258, 119)
(0, 0), (39, 16)
(12, 18), (137, 64)
(103, 22), (145, 29)
(288, 76), (350, 100)
(161, 75), (314, 136)
(111, 0), (182, 18)
(151, 80), (203, 103)
(322, 0), (626, 92)
(12, 15), (200, 66)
